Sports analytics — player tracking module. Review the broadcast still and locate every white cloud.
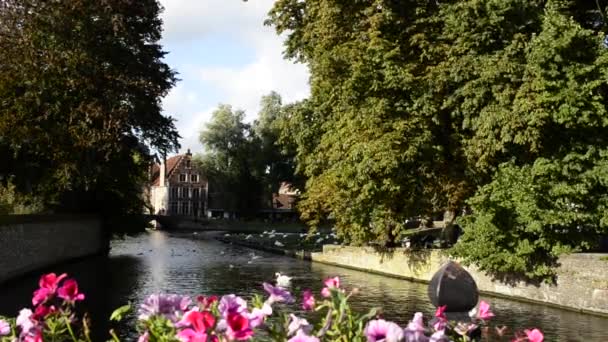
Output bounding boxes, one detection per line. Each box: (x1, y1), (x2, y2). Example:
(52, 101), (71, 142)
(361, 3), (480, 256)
(158, 0), (310, 153)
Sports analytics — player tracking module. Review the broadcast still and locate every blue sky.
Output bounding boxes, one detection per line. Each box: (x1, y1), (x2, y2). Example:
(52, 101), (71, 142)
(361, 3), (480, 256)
(158, 0), (310, 153)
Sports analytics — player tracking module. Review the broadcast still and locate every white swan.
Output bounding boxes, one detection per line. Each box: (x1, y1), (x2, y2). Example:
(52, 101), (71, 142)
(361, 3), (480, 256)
(275, 272), (292, 288)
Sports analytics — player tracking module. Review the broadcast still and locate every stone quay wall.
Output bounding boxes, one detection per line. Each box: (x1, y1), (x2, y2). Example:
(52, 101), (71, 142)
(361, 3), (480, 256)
(311, 245), (608, 316)
(0, 215), (105, 283)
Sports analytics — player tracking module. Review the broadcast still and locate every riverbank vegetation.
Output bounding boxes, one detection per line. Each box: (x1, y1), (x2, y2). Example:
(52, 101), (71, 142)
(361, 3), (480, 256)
(0, 1), (179, 223)
(253, 1), (608, 281)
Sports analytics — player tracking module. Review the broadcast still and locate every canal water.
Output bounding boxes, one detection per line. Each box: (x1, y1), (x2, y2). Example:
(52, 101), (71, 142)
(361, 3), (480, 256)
(0, 231), (606, 341)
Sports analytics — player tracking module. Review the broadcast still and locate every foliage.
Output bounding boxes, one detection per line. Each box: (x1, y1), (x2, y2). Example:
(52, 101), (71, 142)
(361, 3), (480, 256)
(0, 272), (546, 342)
(268, 0), (608, 279)
(0, 179), (44, 215)
(198, 93), (300, 215)
(253, 92), (300, 207)
(198, 105), (264, 216)
(0, 0), (179, 218)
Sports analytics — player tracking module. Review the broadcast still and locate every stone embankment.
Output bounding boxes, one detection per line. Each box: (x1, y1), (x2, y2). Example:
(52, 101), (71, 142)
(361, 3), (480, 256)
(218, 235), (608, 316)
(0, 215), (105, 283)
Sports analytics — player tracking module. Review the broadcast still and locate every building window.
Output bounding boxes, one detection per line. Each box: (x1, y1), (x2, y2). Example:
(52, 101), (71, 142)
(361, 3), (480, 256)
(179, 202), (186, 215)
(186, 160), (191, 168)
(179, 174), (187, 182)
(190, 174), (199, 183)
(192, 188), (199, 199)
(170, 202), (178, 215)
(170, 187), (179, 199)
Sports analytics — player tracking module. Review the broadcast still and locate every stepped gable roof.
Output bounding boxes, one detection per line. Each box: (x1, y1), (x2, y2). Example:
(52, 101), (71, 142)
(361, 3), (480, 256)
(151, 154), (183, 186)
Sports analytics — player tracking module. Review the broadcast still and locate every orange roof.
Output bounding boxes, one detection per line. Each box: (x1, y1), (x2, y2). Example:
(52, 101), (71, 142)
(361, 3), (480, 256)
(151, 155), (183, 186)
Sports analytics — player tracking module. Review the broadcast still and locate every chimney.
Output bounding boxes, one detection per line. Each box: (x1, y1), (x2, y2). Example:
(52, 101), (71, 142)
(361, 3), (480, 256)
(186, 148), (192, 156)
(159, 156), (166, 187)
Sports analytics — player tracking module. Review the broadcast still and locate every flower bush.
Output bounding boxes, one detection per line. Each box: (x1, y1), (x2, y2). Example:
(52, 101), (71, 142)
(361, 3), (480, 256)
(0, 273), (545, 342)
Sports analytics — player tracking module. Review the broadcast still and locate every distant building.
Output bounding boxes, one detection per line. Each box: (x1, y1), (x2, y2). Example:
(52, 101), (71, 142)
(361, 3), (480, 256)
(149, 150), (208, 217)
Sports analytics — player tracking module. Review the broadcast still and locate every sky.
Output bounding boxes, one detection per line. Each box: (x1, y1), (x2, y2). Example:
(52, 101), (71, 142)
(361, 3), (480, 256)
(158, 0), (310, 153)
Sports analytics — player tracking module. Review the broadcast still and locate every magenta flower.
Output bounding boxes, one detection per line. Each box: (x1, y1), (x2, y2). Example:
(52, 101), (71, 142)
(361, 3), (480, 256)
(39, 273), (67, 292)
(321, 276), (340, 298)
(248, 303), (272, 328)
(287, 314), (312, 336)
(525, 329), (544, 342)
(0, 319), (10, 336)
(404, 312), (428, 342)
(364, 319), (404, 342)
(32, 288), (51, 306)
(225, 312), (253, 341)
(288, 330), (320, 342)
(57, 279), (85, 303)
(477, 301), (494, 321)
(176, 310), (217, 342)
(434, 306), (447, 320)
(263, 283), (295, 304)
(302, 289), (315, 311)
(218, 295), (248, 318)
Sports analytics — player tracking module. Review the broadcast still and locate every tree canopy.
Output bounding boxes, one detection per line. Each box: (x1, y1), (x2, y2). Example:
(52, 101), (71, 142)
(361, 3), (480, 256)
(268, 0), (608, 280)
(0, 0), (179, 216)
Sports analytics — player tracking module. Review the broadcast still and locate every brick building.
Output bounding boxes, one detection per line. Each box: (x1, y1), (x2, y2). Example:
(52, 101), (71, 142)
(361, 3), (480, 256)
(149, 150), (208, 217)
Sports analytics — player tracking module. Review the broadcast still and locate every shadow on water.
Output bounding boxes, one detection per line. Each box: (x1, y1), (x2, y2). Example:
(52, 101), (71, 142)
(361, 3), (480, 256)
(0, 231), (606, 341)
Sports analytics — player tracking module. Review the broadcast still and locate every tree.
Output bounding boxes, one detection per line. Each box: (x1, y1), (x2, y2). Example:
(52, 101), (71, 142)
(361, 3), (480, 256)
(252, 92), (300, 207)
(268, 0), (458, 245)
(199, 105), (263, 216)
(269, 0), (608, 280)
(0, 0), (179, 216)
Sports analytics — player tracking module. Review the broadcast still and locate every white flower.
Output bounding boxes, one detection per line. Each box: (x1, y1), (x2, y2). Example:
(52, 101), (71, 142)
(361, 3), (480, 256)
(17, 308), (34, 333)
(274, 241), (284, 247)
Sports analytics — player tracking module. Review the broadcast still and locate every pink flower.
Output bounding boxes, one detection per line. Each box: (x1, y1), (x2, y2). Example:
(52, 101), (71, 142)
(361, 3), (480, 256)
(176, 310), (217, 342)
(32, 288), (51, 306)
(16, 308), (34, 334)
(218, 295), (247, 318)
(287, 314), (312, 336)
(33, 304), (56, 320)
(248, 303), (272, 328)
(288, 330), (320, 342)
(138, 331), (150, 342)
(364, 319), (404, 342)
(197, 295), (218, 310)
(525, 329), (544, 342)
(434, 306), (447, 320)
(477, 301), (494, 321)
(302, 289), (315, 311)
(429, 330), (448, 342)
(404, 312), (428, 342)
(39, 273), (67, 292)
(321, 276), (340, 298)
(0, 319), (10, 336)
(263, 283), (294, 304)
(225, 312), (253, 341)
(58, 279), (85, 303)
(23, 331), (43, 342)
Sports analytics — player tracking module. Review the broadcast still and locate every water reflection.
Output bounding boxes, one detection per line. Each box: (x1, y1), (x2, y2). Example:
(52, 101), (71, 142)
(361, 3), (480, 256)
(0, 231), (605, 341)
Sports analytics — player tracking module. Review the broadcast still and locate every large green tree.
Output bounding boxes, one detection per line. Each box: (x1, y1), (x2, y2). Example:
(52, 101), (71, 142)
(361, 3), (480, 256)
(253, 92), (300, 206)
(199, 104), (263, 216)
(269, 0), (608, 279)
(0, 0), (179, 215)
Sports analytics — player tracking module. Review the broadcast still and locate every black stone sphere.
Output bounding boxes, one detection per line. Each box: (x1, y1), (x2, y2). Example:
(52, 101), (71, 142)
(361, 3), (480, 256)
(428, 261), (478, 312)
